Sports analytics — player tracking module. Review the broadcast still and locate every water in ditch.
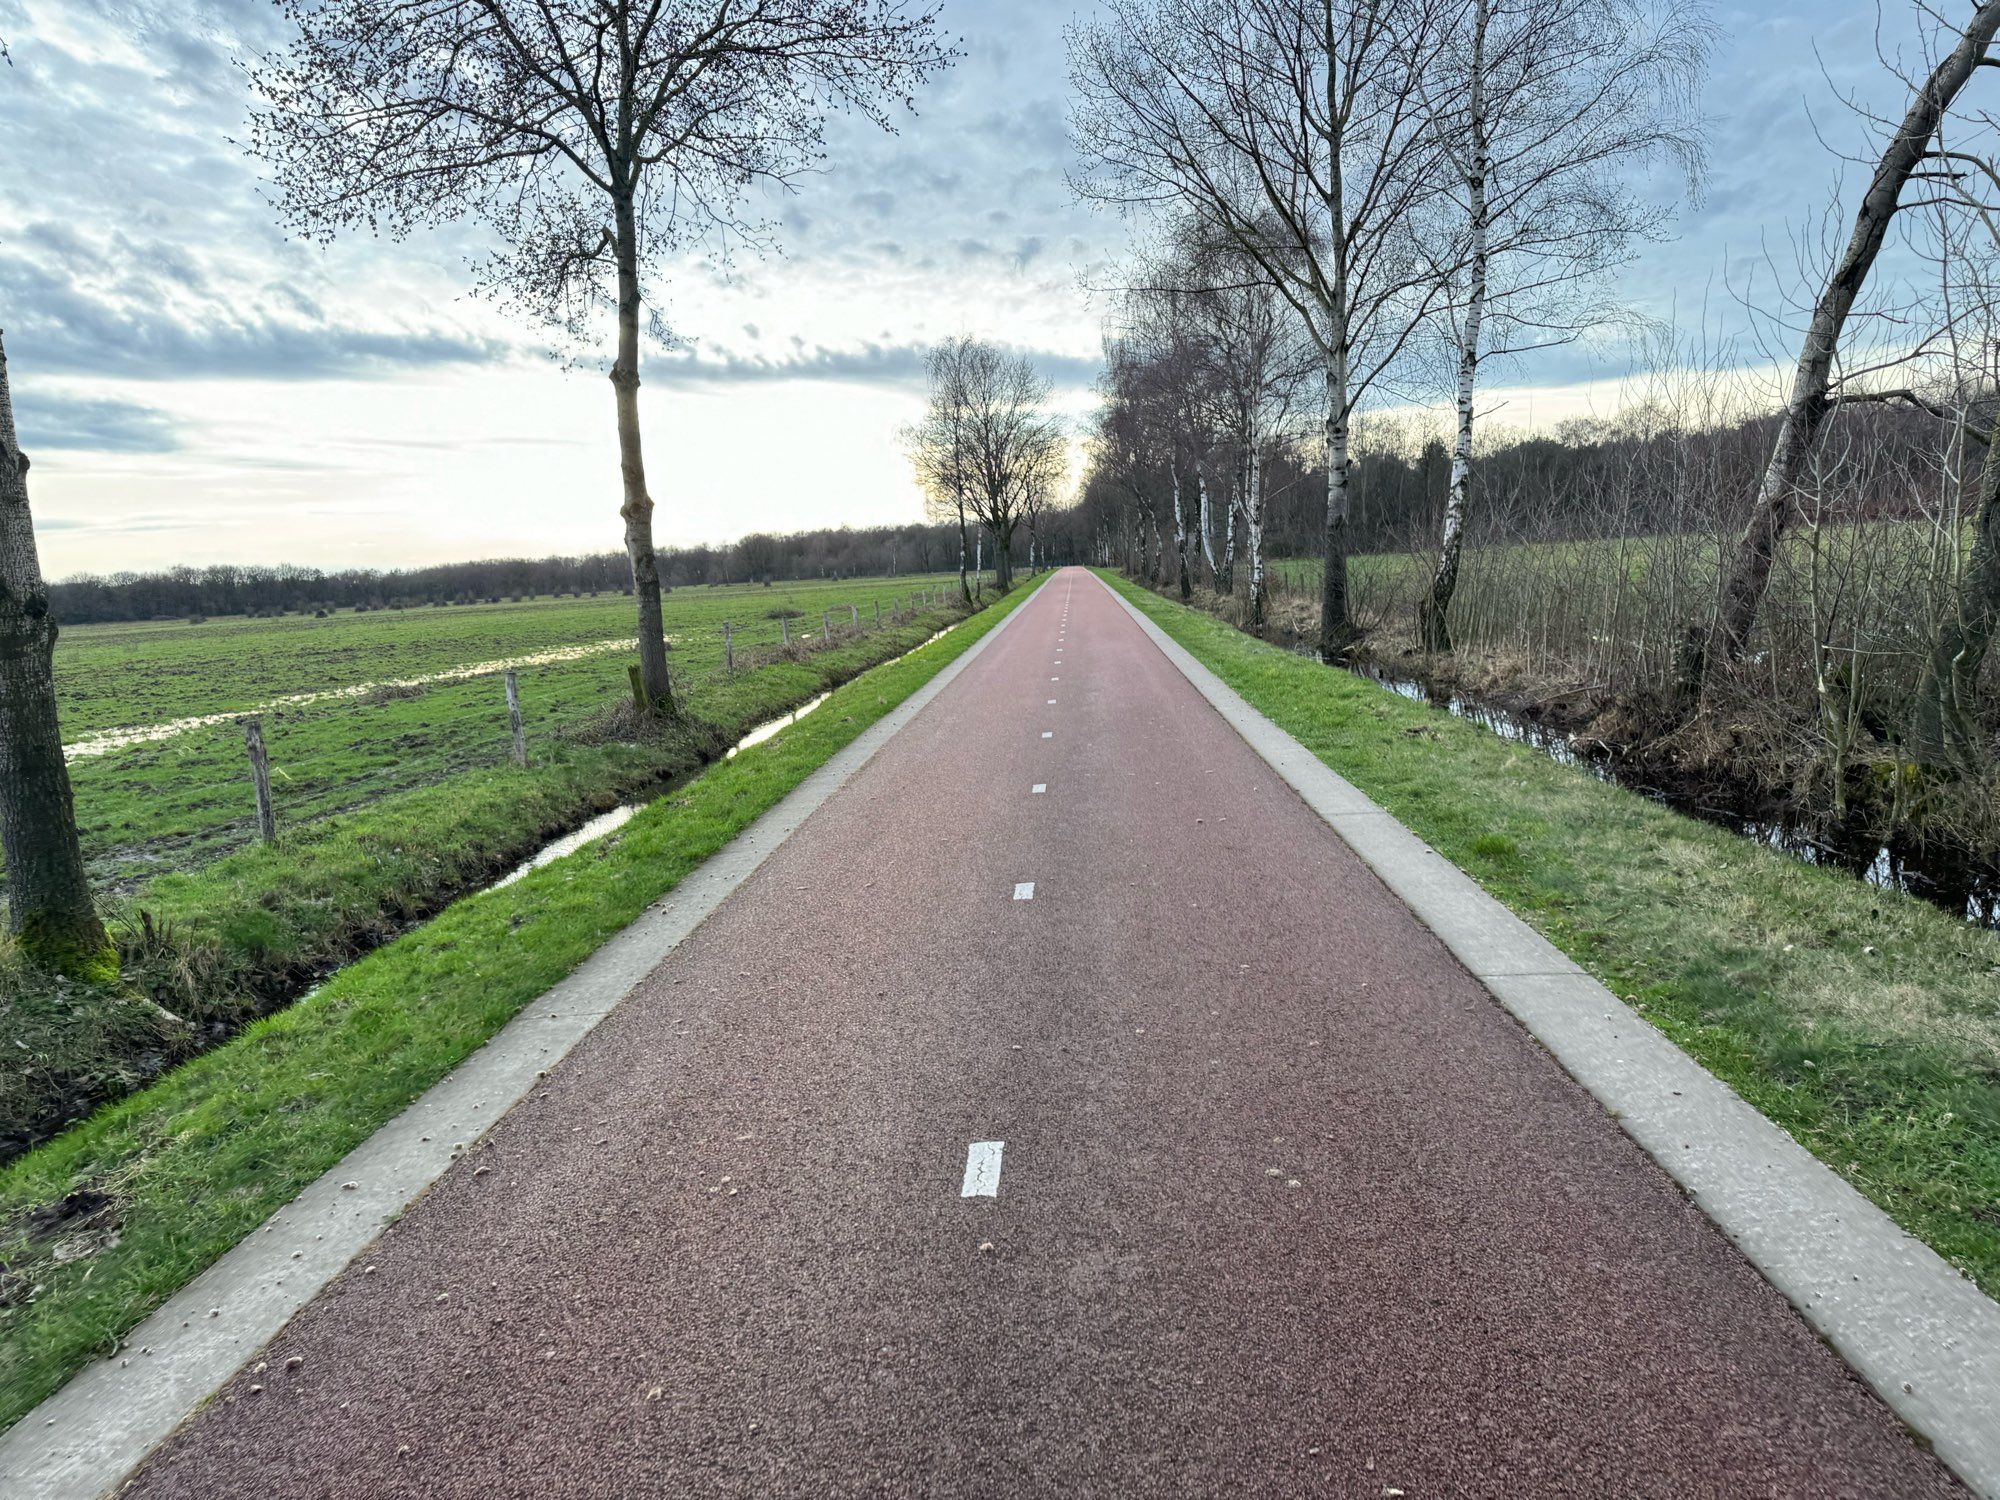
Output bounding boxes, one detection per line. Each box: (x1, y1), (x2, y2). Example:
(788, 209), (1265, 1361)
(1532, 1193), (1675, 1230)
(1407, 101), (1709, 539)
(1355, 665), (2000, 931)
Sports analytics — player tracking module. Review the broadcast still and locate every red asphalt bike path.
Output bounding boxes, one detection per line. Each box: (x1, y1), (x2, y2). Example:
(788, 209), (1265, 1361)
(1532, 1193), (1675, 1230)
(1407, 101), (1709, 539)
(124, 568), (1960, 1497)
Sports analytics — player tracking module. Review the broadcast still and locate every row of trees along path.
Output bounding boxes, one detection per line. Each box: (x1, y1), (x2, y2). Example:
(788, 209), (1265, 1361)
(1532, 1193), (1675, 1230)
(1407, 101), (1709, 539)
(1068, 0), (1709, 657)
(1072, 0), (2000, 781)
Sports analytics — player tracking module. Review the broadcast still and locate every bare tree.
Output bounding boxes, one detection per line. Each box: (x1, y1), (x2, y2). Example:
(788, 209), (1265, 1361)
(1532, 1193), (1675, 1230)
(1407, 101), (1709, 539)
(1072, 0), (1464, 658)
(1910, 404), (2000, 768)
(905, 337), (1064, 594)
(1091, 338), (1169, 581)
(1899, 140), (2000, 768)
(1416, 0), (1709, 652)
(0, 334), (114, 979)
(1183, 243), (1319, 630)
(1111, 251), (1223, 601)
(1681, 0), (2000, 700)
(905, 340), (978, 603)
(1022, 439), (1068, 577)
(250, 0), (954, 713)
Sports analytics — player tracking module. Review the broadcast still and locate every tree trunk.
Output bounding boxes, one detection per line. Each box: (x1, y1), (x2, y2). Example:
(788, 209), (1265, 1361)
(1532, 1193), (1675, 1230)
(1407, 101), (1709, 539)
(994, 520), (1016, 591)
(0, 332), (113, 979)
(1911, 411), (2000, 768)
(1222, 467), (1237, 592)
(1245, 440), (1267, 633)
(1683, 0), (2000, 700)
(1320, 354), (1356, 658)
(1421, 0), (1488, 657)
(1198, 469), (1218, 584)
(956, 494), (971, 603)
(1172, 467), (1192, 600)
(611, 197), (675, 716)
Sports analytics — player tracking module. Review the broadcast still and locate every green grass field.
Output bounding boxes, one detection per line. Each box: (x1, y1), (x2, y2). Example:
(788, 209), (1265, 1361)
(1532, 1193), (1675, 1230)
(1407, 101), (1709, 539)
(0, 578), (1040, 1436)
(1104, 570), (2000, 1300)
(42, 579), (954, 894)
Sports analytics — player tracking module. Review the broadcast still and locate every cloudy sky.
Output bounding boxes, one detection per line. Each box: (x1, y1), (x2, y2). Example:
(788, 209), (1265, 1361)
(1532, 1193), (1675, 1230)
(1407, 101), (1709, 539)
(0, 0), (1960, 577)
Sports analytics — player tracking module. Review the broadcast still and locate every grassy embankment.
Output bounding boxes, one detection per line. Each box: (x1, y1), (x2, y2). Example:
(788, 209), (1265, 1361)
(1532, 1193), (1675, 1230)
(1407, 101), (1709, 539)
(1103, 571), (2000, 1294)
(0, 575), (1040, 1435)
(2, 576), (964, 1154)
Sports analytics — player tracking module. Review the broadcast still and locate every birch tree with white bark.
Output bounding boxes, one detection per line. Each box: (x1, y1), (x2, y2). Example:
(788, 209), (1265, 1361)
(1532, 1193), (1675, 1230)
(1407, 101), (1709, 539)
(1185, 245), (1320, 631)
(1115, 255), (1226, 601)
(1681, 0), (2000, 701)
(248, 0), (954, 715)
(1415, 0), (1710, 653)
(1071, 0), (1464, 658)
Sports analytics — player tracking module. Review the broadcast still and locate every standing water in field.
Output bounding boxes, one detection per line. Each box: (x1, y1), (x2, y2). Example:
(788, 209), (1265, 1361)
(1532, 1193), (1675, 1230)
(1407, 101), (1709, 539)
(62, 637), (641, 760)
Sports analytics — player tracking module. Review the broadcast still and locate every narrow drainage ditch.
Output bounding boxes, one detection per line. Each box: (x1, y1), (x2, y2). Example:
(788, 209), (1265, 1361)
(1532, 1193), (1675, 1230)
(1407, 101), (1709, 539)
(1356, 664), (2000, 931)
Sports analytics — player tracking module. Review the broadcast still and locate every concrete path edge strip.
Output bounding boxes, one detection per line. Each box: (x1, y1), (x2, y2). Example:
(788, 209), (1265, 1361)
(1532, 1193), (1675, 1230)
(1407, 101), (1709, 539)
(0, 586), (1038, 1500)
(1095, 571), (2000, 1499)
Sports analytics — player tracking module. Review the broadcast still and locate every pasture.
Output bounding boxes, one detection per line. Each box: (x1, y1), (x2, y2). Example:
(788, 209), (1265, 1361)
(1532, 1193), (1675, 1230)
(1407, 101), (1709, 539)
(27, 576), (955, 899)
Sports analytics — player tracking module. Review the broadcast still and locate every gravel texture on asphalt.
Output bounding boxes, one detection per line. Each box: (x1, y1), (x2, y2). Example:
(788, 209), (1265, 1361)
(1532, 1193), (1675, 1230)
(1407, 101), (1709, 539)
(124, 569), (1961, 1498)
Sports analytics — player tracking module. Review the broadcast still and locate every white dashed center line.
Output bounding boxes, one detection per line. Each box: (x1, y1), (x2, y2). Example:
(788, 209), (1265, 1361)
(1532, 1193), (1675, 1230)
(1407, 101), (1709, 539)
(1040, 731), (1053, 738)
(961, 1141), (1005, 1197)
(1047, 698), (1057, 705)
(1032, 784), (1046, 794)
(1013, 882), (1035, 900)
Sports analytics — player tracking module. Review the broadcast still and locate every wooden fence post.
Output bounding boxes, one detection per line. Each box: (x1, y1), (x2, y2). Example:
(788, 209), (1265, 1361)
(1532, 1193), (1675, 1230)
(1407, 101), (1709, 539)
(504, 669), (527, 767)
(627, 663), (650, 714)
(874, 599), (881, 626)
(781, 614), (790, 647)
(723, 621), (734, 673)
(243, 717), (276, 843)
(850, 603), (859, 628)
(822, 608), (831, 639)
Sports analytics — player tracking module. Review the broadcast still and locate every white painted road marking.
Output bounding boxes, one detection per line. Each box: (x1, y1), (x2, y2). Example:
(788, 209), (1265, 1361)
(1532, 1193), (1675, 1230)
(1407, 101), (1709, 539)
(1013, 882), (1035, 900)
(962, 1141), (1005, 1197)
(1041, 731), (1053, 739)
(1047, 698), (1057, 704)
(1032, 784), (1046, 794)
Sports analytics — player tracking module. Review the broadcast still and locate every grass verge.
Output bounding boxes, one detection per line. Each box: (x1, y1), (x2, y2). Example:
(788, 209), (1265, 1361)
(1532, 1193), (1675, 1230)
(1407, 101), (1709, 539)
(0, 576), (1040, 1434)
(1101, 570), (2000, 1294)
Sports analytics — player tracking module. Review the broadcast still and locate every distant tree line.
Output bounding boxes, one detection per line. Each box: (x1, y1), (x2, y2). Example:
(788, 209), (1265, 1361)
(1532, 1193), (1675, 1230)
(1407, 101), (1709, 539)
(1069, 399), (1952, 570)
(48, 522), (999, 626)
